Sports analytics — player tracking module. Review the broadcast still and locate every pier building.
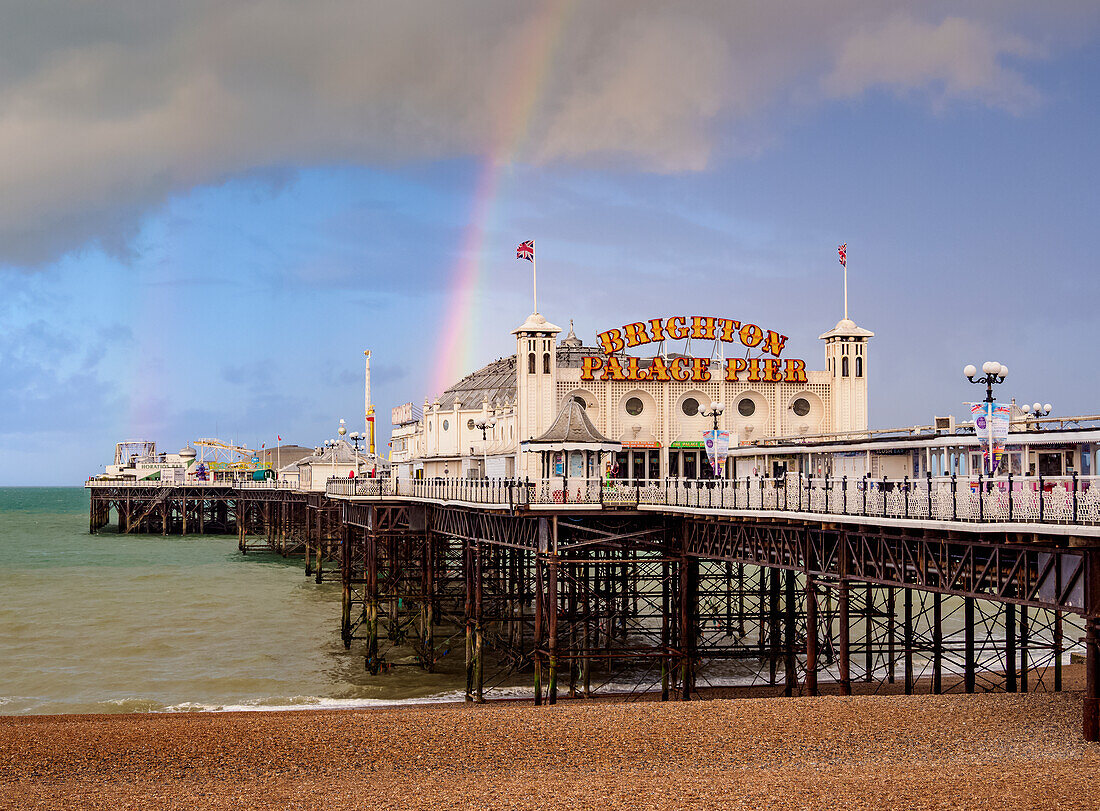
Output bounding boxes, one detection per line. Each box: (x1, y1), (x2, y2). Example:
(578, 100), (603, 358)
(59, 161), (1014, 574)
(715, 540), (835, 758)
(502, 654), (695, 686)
(398, 310), (872, 483)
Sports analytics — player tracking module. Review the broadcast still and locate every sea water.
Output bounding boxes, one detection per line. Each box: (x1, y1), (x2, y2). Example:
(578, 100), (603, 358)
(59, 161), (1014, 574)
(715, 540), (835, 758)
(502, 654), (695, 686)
(0, 487), (477, 714)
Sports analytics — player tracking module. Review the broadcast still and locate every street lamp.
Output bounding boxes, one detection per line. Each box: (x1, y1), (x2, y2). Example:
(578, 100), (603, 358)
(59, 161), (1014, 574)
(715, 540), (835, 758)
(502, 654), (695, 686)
(700, 401), (725, 430)
(1020, 402), (1052, 431)
(349, 431), (363, 451)
(474, 416), (497, 478)
(699, 402), (725, 479)
(963, 361), (1008, 403)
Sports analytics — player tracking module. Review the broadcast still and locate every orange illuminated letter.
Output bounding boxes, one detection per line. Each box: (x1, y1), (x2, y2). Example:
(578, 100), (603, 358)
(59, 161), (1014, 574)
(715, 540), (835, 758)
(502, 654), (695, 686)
(581, 356), (604, 381)
(690, 316), (717, 340)
(726, 358), (747, 381)
(739, 323), (763, 348)
(669, 357), (691, 381)
(717, 318), (741, 343)
(624, 356), (649, 380)
(648, 318), (667, 342)
(599, 328), (626, 355)
(691, 357), (712, 382)
(622, 322), (651, 348)
(746, 358), (762, 382)
(783, 359), (807, 383)
(601, 356), (627, 381)
(763, 330), (788, 357)
(666, 316), (689, 340)
(761, 358), (783, 382)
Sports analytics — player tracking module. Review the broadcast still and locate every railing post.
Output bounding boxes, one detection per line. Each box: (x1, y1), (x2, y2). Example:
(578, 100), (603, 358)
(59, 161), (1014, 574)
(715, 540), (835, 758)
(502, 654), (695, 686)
(798, 473), (803, 512)
(842, 475), (848, 515)
(862, 474), (868, 516)
(1073, 472), (1079, 524)
(1039, 475), (1045, 523)
(927, 472), (933, 518)
(1007, 473), (1013, 520)
(823, 475), (829, 514)
(882, 476), (887, 518)
(978, 473), (984, 521)
(903, 476), (909, 518)
(951, 473), (958, 520)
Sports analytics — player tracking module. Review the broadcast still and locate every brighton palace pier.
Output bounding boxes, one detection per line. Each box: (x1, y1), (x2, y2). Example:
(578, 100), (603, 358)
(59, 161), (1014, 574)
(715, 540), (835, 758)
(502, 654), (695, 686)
(88, 307), (1100, 740)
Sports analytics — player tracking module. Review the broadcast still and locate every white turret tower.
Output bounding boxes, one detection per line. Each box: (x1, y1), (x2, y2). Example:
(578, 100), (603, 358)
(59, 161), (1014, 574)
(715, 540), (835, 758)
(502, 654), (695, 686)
(819, 317), (874, 434)
(513, 312), (562, 477)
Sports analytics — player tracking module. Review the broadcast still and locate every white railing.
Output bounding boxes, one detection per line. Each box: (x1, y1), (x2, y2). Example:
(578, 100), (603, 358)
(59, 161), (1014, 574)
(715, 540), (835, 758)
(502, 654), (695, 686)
(324, 472), (1100, 527)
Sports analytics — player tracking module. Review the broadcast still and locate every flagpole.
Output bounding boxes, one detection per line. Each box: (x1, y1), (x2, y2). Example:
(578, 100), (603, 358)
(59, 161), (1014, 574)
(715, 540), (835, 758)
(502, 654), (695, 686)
(532, 249), (538, 314)
(844, 262), (848, 321)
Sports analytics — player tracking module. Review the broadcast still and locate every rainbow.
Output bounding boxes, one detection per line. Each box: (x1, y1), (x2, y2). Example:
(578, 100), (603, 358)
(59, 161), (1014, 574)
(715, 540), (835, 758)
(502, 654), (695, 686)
(430, 0), (576, 397)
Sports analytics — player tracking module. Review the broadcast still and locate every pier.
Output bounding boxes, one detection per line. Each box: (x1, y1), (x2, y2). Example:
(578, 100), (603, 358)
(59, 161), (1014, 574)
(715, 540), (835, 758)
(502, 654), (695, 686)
(87, 472), (1100, 740)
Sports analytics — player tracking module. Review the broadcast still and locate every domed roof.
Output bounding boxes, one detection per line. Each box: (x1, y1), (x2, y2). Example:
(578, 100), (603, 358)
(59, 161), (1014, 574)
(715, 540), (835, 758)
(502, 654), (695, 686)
(512, 312), (562, 335)
(819, 317), (874, 340)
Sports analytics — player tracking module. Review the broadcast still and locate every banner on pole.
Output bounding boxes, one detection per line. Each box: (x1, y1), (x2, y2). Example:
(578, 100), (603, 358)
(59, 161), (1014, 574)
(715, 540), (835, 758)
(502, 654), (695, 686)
(970, 401), (1011, 475)
(704, 429), (731, 476)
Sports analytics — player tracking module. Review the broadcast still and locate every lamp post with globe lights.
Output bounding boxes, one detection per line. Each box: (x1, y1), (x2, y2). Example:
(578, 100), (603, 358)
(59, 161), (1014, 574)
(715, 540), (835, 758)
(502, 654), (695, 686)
(1020, 402), (1053, 431)
(700, 401), (725, 431)
(700, 402), (725, 479)
(964, 362), (1009, 478)
(963, 361), (1008, 403)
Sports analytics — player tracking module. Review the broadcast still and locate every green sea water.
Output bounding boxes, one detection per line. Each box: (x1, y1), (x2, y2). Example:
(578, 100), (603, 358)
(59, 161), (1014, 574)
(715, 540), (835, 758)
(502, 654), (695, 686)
(0, 487), (475, 714)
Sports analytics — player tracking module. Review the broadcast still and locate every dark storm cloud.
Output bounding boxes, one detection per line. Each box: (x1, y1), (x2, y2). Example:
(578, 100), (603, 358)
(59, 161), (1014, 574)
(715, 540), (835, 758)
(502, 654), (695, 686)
(0, 1), (1093, 267)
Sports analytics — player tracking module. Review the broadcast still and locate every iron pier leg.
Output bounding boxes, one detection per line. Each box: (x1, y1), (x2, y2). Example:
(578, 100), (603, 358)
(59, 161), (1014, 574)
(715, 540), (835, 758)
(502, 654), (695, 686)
(340, 525), (352, 649)
(475, 545), (484, 704)
(903, 588), (914, 695)
(464, 543), (474, 702)
(1020, 605), (1029, 693)
(964, 596), (975, 693)
(784, 569), (797, 696)
(533, 555), (544, 706)
(1005, 599), (1017, 693)
(838, 580), (851, 696)
(1054, 611), (1063, 692)
(805, 577), (818, 696)
(932, 593), (942, 694)
(864, 581), (873, 682)
(886, 586), (896, 684)
(548, 553), (559, 705)
(769, 568), (781, 687)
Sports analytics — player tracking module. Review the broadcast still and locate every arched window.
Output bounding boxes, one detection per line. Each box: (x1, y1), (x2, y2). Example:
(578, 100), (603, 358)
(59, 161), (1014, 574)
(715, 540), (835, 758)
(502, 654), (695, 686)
(543, 352), (551, 374)
(528, 353), (536, 374)
(856, 357), (863, 377)
(842, 357), (849, 377)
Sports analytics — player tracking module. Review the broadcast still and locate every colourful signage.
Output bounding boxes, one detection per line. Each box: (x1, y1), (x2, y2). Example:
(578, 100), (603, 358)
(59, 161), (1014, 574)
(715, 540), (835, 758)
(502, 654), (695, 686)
(582, 315), (807, 383)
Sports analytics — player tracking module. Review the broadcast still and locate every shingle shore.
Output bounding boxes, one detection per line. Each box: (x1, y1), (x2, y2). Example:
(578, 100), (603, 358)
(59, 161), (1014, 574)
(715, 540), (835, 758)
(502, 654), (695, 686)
(2, 684), (1098, 809)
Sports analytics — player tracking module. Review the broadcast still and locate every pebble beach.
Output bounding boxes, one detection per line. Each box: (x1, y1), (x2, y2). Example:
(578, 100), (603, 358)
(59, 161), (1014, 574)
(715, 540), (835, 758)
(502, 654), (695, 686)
(3, 671), (1099, 811)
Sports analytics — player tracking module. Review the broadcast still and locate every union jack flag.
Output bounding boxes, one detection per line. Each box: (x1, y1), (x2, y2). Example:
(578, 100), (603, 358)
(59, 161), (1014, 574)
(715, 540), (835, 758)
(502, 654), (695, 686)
(838, 243), (847, 267)
(516, 240), (534, 262)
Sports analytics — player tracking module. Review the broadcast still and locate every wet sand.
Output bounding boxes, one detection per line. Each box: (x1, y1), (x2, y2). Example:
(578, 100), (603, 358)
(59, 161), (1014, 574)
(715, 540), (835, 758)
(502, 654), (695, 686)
(2, 670), (1098, 810)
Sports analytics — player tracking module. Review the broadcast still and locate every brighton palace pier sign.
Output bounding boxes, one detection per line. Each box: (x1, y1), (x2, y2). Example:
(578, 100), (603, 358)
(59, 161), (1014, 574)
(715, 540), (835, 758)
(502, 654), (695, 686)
(581, 315), (808, 383)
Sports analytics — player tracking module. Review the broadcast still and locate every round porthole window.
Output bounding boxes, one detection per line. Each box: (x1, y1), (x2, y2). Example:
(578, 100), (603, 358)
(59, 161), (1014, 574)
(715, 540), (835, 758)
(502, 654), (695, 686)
(792, 398), (811, 417)
(737, 398), (756, 417)
(625, 397), (644, 416)
(443, 420), (449, 431)
(467, 419), (476, 430)
(573, 395), (587, 408)
(681, 397), (699, 417)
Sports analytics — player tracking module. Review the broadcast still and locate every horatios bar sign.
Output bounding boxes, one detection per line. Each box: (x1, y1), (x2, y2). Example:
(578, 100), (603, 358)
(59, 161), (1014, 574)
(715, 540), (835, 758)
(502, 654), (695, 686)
(581, 315), (808, 383)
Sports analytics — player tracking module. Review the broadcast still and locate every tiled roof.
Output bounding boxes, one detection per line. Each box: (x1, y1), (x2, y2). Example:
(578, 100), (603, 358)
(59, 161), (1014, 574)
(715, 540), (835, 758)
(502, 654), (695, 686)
(530, 398), (615, 445)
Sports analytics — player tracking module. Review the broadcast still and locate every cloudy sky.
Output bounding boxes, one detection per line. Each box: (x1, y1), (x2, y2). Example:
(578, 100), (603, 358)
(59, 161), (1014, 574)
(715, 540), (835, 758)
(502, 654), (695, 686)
(2, 1), (1099, 484)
